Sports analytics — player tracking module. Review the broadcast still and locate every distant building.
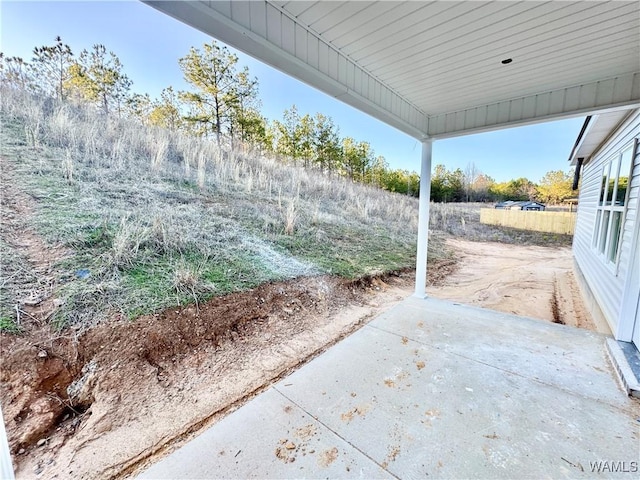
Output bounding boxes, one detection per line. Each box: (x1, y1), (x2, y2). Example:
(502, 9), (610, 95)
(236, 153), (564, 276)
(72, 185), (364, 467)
(494, 200), (546, 211)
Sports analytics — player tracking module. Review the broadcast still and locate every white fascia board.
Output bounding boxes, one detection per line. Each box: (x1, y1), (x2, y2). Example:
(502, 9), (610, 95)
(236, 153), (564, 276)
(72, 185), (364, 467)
(427, 73), (640, 139)
(568, 116), (595, 166)
(143, 0), (429, 139)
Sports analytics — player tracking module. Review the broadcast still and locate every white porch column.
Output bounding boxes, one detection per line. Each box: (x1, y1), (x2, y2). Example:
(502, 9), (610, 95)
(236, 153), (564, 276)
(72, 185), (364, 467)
(414, 138), (433, 298)
(0, 404), (14, 480)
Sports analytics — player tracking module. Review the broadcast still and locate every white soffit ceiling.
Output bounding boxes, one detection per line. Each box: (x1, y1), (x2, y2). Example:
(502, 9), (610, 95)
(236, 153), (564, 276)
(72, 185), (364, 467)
(144, 1), (640, 139)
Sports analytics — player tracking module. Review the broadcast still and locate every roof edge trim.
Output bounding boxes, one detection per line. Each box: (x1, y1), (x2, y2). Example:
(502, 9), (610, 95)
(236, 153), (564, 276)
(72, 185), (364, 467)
(568, 116), (593, 165)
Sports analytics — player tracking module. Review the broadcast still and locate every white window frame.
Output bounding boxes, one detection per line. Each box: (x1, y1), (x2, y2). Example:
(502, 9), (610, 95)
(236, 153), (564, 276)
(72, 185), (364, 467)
(591, 139), (636, 271)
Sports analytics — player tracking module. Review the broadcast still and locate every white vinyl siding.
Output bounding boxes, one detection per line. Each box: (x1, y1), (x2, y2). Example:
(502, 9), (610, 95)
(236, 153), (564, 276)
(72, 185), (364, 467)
(573, 110), (640, 335)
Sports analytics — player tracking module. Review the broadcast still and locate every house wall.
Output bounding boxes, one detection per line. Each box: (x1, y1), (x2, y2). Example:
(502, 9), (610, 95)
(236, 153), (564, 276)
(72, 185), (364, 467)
(573, 110), (640, 336)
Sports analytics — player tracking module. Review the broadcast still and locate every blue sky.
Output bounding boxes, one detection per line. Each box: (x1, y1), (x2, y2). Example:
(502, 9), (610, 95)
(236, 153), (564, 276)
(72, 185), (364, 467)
(1, 0), (585, 182)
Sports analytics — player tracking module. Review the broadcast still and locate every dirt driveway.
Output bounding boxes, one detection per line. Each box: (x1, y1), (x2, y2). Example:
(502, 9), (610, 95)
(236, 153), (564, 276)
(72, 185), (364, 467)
(428, 238), (596, 331)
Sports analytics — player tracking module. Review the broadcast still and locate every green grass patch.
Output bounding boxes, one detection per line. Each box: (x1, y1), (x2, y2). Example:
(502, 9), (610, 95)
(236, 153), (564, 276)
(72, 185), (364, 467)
(274, 224), (416, 279)
(50, 247), (282, 329)
(204, 250), (280, 289)
(0, 316), (21, 333)
(121, 261), (186, 319)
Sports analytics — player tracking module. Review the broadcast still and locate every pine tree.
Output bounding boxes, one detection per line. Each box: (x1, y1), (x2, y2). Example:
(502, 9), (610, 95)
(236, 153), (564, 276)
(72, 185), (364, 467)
(298, 113), (315, 168)
(341, 138), (373, 182)
(274, 105), (303, 163)
(235, 109), (268, 150)
(149, 87), (182, 131)
(370, 155), (389, 188)
(227, 67), (259, 147)
(536, 170), (573, 204)
(31, 36), (73, 100)
(126, 93), (153, 124)
(313, 113), (342, 174)
(179, 41), (247, 143)
(66, 44), (131, 115)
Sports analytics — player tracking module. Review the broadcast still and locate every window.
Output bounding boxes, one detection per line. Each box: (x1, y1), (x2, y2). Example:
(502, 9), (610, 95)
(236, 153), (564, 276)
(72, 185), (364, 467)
(592, 141), (635, 265)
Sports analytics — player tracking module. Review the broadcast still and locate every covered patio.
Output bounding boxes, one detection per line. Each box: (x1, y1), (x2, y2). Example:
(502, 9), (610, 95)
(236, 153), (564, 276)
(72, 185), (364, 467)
(134, 1), (640, 477)
(0, 3), (638, 479)
(139, 296), (639, 478)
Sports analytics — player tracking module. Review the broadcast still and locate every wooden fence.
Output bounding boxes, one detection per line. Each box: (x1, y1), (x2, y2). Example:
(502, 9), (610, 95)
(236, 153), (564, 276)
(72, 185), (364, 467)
(479, 208), (577, 235)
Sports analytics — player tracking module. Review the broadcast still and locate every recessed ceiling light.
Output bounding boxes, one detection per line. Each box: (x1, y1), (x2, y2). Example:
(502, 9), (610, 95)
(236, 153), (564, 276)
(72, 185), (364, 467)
(501, 58), (513, 65)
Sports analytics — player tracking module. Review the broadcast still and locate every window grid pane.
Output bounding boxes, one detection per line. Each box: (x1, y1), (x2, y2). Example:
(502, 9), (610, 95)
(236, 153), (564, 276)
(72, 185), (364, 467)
(616, 147), (633, 206)
(598, 165), (609, 205)
(599, 210), (610, 254)
(593, 210), (602, 247)
(608, 211), (623, 263)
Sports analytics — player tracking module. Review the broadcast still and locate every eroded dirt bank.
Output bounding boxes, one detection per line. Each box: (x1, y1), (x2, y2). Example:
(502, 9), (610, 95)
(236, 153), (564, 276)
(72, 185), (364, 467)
(428, 238), (595, 330)
(1, 272), (420, 479)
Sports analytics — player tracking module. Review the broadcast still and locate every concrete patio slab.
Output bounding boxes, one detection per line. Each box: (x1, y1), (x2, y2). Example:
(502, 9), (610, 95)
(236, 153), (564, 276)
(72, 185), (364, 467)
(370, 297), (631, 409)
(139, 297), (640, 479)
(138, 386), (393, 479)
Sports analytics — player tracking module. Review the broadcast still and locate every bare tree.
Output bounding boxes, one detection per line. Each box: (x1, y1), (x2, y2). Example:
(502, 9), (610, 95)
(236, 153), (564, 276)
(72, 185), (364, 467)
(463, 162), (480, 202)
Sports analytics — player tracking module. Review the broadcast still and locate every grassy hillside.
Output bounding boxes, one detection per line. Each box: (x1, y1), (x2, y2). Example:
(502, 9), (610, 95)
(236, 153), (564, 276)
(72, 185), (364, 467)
(0, 89), (436, 332)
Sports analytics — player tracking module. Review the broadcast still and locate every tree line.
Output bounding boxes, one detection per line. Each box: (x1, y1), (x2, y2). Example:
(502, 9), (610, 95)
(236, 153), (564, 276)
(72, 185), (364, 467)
(430, 164), (574, 204)
(0, 37), (574, 203)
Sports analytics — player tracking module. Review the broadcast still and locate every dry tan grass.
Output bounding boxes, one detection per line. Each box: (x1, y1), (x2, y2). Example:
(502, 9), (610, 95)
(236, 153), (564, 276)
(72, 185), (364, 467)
(0, 88), (423, 329)
(0, 88), (569, 332)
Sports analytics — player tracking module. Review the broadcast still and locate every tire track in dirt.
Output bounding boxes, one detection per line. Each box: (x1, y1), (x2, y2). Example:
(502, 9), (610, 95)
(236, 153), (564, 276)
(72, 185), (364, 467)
(427, 238), (596, 330)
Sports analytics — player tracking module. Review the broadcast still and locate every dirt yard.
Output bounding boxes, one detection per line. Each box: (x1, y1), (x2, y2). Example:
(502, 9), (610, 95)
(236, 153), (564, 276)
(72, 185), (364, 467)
(1, 239), (595, 479)
(1, 273), (418, 479)
(428, 238), (595, 330)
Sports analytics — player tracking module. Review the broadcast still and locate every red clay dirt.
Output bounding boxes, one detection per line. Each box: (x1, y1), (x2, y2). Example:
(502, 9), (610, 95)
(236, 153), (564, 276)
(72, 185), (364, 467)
(0, 153), (448, 479)
(1, 272), (424, 479)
